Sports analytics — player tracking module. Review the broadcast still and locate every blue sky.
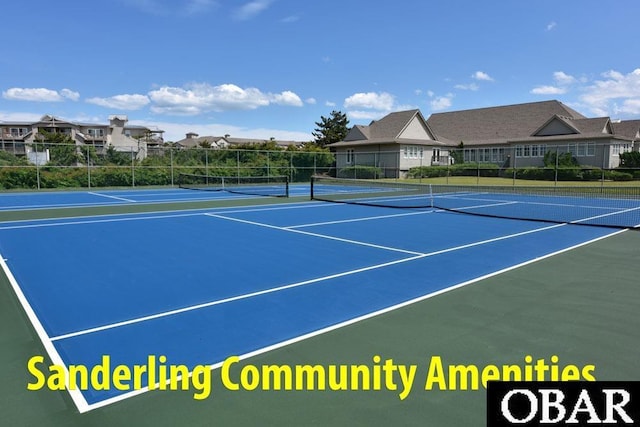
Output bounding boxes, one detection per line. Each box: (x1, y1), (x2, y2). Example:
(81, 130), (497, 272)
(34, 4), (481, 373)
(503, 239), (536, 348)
(1, 0), (639, 142)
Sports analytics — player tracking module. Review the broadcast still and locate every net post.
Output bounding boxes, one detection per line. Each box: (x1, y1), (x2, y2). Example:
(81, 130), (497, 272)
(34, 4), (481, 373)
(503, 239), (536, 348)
(285, 175), (290, 198)
(310, 176), (315, 200)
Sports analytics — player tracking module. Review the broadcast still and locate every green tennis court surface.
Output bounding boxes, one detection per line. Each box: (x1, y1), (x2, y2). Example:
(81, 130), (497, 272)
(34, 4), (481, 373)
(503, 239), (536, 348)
(1, 186), (639, 426)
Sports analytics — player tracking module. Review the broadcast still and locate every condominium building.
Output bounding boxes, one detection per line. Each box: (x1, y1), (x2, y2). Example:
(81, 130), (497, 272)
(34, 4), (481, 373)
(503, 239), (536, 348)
(0, 115), (164, 162)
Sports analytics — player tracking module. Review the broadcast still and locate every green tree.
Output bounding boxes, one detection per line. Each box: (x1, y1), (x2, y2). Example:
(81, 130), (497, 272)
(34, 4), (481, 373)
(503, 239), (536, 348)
(105, 145), (132, 166)
(37, 130), (84, 166)
(543, 150), (578, 167)
(451, 141), (464, 164)
(312, 110), (349, 147)
(619, 151), (640, 168)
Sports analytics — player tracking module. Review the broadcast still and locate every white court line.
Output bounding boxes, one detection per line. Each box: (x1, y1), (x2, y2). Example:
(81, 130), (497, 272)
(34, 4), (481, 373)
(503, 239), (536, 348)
(50, 220), (567, 343)
(0, 200), (340, 229)
(0, 254), (90, 413)
(286, 210), (436, 229)
(437, 193), (631, 211)
(571, 205), (640, 225)
(204, 213), (424, 255)
(0, 211), (206, 230)
(88, 191), (137, 203)
(47, 225), (627, 413)
(444, 200), (519, 211)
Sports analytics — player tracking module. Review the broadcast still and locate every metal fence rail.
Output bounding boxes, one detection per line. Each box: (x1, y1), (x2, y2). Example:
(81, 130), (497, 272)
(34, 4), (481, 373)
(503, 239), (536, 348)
(0, 143), (638, 190)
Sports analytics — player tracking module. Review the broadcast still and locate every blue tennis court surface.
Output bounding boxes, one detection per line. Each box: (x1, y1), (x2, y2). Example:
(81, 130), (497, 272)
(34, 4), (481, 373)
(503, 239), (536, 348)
(0, 191), (625, 412)
(0, 184), (311, 211)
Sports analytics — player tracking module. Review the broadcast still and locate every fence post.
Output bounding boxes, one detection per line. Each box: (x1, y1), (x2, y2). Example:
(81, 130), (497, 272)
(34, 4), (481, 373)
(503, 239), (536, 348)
(35, 141), (41, 190)
(87, 145), (91, 188)
(554, 145), (559, 186)
(512, 146), (516, 186)
(131, 146), (135, 187)
(170, 147), (174, 187)
(205, 147), (209, 176)
(289, 151), (293, 183)
(601, 143), (607, 189)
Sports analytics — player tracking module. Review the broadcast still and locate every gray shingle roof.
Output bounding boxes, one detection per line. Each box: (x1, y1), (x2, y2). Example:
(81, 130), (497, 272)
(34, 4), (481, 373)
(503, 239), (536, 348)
(368, 109), (421, 139)
(426, 100), (587, 143)
(613, 120), (640, 140)
(333, 109), (441, 147)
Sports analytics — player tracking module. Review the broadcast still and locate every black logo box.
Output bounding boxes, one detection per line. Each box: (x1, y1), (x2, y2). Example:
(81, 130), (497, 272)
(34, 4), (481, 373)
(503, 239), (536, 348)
(487, 381), (640, 426)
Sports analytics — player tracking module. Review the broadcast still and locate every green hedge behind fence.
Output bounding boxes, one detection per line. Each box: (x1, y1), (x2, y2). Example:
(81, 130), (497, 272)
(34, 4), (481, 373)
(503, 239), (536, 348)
(0, 147), (336, 190)
(408, 164), (638, 182)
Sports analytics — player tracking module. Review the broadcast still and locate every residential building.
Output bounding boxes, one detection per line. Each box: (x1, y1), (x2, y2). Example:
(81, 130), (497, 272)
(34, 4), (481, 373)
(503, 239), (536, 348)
(329, 109), (449, 178)
(0, 115), (164, 161)
(174, 133), (305, 149)
(329, 100), (639, 178)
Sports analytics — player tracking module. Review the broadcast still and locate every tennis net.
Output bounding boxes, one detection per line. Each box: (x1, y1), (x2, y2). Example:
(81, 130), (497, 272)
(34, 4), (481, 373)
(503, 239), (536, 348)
(310, 176), (640, 229)
(178, 173), (289, 198)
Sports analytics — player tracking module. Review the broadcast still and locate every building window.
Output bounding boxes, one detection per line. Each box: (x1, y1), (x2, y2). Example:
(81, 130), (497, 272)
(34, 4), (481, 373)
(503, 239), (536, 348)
(515, 144), (547, 158)
(403, 145), (423, 160)
(88, 128), (104, 137)
(10, 128), (29, 137)
(346, 149), (354, 164)
(464, 149), (476, 162)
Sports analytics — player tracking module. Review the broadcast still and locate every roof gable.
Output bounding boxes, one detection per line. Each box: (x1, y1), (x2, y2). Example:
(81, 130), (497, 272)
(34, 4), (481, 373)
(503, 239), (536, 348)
(397, 114), (437, 140)
(532, 115), (580, 136)
(344, 125), (370, 141)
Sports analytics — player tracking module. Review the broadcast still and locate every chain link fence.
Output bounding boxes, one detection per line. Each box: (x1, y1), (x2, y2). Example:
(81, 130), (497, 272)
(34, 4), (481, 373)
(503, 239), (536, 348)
(0, 142), (638, 190)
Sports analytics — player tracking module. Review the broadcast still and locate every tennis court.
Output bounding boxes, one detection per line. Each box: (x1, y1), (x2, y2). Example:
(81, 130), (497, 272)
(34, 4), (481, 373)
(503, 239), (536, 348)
(1, 178), (639, 426)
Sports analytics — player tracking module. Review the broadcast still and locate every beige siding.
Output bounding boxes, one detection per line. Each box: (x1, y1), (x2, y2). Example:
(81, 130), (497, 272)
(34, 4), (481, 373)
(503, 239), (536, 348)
(398, 116), (433, 140)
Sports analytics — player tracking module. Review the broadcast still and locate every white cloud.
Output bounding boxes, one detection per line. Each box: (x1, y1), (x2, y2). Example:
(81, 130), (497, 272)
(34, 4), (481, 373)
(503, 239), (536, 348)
(472, 71), (494, 82)
(305, 97), (317, 105)
(234, 0), (272, 20)
(546, 21), (557, 31)
(347, 110), (389, 121)
(269, 90), (303, 107)
(60, 89), (80, 101)
(2, 87), (70, 102)
(530, 71), (576, 96)
(430, 95), (453, 111)
(553, 71), (576, 85)
(344, 92), (395, 111)
(325, 101), (336, 107)
(342, 91), (417, 121)
(531, 68), (640, 117)
(86, 94), (151, 110)
(134, 119), (312, 143)
(530, 85), (567, 95)
(0, 111), (44, 122)
(579, 69), (640, 116)
(454, 83), (479, 91)
(147, 83), (303, 115)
